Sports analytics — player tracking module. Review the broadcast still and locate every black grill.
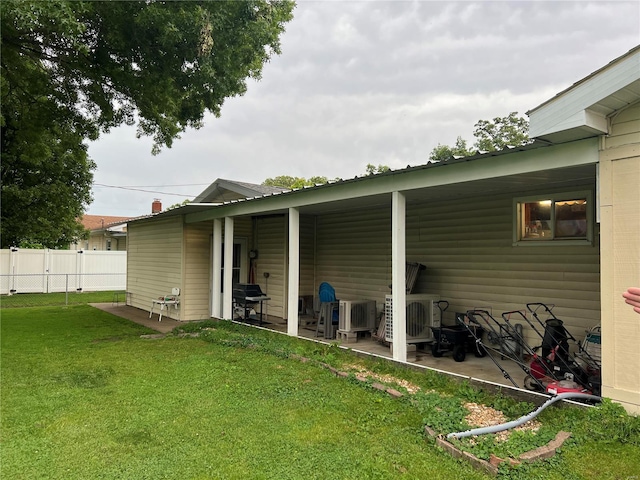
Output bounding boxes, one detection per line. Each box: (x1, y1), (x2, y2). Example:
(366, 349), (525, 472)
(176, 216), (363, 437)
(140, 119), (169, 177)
(232, 283), (270, 324)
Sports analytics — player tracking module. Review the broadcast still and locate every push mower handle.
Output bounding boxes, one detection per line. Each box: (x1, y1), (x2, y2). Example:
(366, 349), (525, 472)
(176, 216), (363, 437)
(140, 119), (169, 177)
(526, 302), (555, 315)
(436, 300), (449, 312)
(501, 310), (528, 322)
(465, 309), (490, 326)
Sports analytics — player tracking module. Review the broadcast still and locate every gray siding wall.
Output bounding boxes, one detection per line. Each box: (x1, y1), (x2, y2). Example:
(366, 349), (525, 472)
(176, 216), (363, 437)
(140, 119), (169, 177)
(299, 214), (316, 298)
(313, 184), (600, 345)
(316, 208), (392, 313)
(127, 217), (184, 320)
(408, 185), (600, 344)
(254, 215), (286, 319)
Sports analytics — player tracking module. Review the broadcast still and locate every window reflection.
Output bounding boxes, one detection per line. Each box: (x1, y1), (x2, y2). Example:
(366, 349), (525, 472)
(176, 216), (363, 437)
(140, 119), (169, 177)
(555, 200), (587, 238)
(519, 197), (588, 241)
(522, 201), (551, 239)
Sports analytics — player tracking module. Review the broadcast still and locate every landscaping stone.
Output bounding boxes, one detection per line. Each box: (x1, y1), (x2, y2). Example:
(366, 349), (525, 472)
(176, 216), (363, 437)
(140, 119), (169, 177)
(386, 387), (403, 398)
(435, 436), (499, 476)
(371, 382), (387, 392)
(519, 431), (571, 462)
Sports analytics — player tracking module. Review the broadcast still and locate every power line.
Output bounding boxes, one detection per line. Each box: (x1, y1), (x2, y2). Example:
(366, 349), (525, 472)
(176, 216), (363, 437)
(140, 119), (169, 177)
(100, 183), (209, 188)
(93, 183), (195, 197)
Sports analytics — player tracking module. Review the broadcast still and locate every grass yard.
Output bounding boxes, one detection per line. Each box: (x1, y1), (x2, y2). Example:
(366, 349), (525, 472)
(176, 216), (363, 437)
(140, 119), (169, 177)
(1, 290), (124, 308)
(2, 305), (639, 479)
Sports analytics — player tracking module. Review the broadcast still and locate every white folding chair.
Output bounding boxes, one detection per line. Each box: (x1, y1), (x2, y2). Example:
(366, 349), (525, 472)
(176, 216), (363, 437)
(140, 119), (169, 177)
(150, 287), (180, 321)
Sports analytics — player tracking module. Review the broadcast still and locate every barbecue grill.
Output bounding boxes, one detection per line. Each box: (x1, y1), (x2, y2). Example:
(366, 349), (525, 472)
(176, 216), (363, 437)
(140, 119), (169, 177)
(232, 283), (270, 325)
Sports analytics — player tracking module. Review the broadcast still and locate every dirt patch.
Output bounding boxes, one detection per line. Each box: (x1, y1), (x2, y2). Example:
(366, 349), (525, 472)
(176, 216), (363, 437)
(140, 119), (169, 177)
(343, 363), (422, 394)
(464, 402), (541, 442)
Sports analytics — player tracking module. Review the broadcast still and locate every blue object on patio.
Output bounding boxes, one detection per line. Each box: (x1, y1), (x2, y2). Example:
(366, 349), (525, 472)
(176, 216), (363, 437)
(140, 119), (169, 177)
(316, 282), (339, 339)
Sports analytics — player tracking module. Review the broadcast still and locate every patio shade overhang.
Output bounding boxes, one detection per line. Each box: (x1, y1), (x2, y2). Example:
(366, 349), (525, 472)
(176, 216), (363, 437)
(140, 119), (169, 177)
(182, 137), (599, 223)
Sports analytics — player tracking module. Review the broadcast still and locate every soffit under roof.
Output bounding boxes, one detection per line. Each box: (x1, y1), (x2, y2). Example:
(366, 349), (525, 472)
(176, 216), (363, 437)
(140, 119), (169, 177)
(528, 45), (640, 143)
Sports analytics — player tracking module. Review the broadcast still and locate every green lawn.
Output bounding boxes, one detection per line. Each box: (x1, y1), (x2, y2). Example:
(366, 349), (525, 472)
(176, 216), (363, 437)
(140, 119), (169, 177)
(1, 306), (639, 479)
(1, 290), (124, 308)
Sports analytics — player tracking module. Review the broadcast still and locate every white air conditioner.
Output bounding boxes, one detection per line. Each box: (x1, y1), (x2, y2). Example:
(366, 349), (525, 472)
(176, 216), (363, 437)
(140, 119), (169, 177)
(338, 300), (377, 333)
(385, 294), (440, 343)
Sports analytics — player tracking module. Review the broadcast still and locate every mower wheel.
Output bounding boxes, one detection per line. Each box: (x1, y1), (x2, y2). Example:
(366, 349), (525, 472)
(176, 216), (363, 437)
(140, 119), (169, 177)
(453, 345), (466, 362)
(524, 375), (544, 392)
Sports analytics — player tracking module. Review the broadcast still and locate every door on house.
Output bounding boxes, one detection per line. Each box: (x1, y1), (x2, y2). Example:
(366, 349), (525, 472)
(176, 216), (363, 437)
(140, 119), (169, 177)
(210, 238), (248, 318)
(222, 242), (241, 288)
(216, 238), (248, 291)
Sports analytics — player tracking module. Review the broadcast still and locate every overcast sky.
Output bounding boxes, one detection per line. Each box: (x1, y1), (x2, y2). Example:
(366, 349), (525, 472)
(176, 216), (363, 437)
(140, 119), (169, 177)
(86, 0), (640, 216)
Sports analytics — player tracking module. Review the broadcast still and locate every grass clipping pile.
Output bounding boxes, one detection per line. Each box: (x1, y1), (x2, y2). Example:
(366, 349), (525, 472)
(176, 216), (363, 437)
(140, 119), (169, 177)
(344, 363), (540, 442)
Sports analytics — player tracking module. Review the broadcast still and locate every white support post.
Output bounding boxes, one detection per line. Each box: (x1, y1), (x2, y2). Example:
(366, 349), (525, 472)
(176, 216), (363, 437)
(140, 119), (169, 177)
(287, 208), (300, 336)
(223, 217), (234, 320)
(391, 191), (407, 362)
(211, 219), (222, 319)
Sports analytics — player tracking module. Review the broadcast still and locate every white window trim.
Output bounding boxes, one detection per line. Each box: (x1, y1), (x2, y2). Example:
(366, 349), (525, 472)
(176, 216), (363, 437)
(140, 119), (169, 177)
(513, 190), (594, 246)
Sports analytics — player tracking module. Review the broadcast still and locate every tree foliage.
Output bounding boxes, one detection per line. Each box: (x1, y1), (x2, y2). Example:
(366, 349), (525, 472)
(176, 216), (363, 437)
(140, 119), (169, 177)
(473, 112), (530, 152)
(429, 136), (472, 163)
(429, 112), (530, 162)
(263, 164), (392, 189)
(262, 175), (330, 189)
(1, 0), (294, 248)
(365, 164), (390, 175)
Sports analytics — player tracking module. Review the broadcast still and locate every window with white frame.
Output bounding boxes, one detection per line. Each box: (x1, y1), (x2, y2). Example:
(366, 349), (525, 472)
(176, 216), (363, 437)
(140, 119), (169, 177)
(514, 191), (592, 243)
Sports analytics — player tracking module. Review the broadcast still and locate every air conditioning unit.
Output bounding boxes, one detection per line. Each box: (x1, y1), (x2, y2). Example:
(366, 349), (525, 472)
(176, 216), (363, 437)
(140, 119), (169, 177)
(385, 294), (440, 343)
(338, 300), (377, 333)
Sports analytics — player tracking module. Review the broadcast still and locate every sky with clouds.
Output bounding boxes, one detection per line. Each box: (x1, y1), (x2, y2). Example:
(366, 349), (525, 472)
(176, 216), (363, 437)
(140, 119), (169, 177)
(86, 0), (640, 216)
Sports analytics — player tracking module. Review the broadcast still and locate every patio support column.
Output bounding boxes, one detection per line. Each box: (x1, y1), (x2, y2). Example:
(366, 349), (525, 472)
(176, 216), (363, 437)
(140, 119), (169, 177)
(223, 217), (234, 320)
(391, 191), (407, 362)
(287, 207), (300, 336)
(211, 218), (222, 319)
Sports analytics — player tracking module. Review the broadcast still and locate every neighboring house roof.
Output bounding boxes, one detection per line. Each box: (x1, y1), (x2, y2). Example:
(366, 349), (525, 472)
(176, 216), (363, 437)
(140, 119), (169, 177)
(193, 179), (288, 203)
(80, 215), (133, 231)
(528, 45), (640, 143)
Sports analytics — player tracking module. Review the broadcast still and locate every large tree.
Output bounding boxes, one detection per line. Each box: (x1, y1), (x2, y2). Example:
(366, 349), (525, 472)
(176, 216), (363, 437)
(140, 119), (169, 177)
(1, 0), (294, 248)
(429, 112), (530, 162)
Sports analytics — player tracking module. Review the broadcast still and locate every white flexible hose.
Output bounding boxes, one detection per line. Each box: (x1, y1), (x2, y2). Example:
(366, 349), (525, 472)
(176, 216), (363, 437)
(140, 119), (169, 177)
(446, 392), (601, 440)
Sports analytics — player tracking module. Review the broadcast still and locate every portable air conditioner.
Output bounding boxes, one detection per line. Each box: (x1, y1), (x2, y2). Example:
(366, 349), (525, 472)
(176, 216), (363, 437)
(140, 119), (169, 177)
(338, 300), (377, 333)
(384, 294), (440, 343)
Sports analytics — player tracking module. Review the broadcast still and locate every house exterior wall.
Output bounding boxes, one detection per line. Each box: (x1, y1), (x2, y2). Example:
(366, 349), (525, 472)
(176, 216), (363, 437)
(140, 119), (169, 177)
(299, 214), (316, 303)
(88, 235), (103, 251)
(127, 216), (184, 320)
(114, 237), (127, 251)
(183, 222), (213, 321)
(600, 103), (640, 413)
(407, 185), (600, 347)
(253, 215), (287, 319)
(80, 232), (127, 251)
(313, 182), (600, 347)
(315, 208), (393, 311)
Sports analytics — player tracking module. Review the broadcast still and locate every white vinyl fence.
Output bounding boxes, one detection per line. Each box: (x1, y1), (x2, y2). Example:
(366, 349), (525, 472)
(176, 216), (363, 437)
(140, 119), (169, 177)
(0, 249), (126, 294)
